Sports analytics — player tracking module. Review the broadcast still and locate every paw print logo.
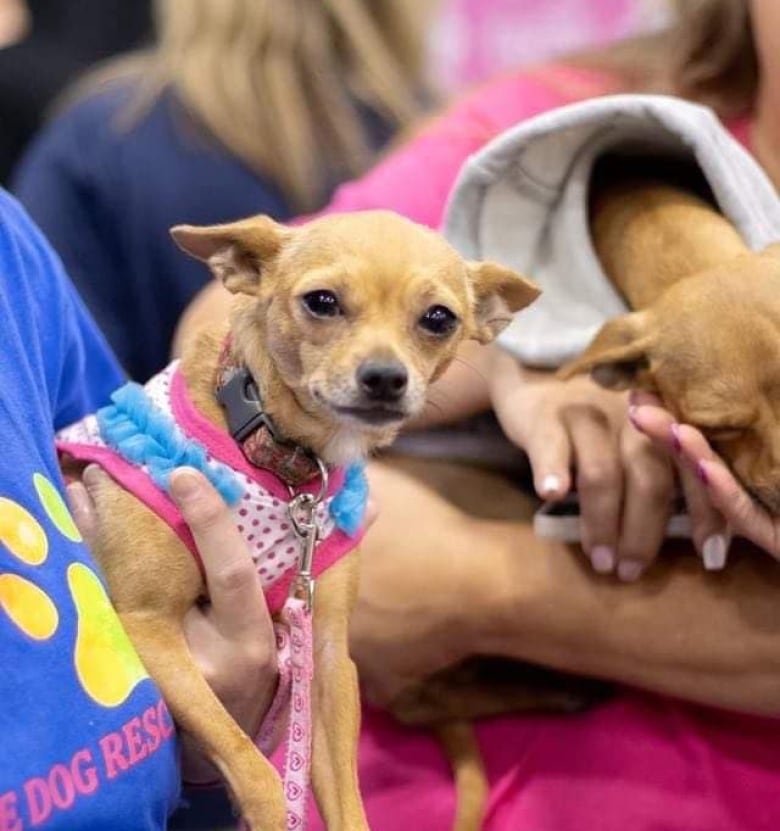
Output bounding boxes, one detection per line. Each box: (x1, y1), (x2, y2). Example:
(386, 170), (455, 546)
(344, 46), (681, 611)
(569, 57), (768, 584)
(0, 473), (149, 707)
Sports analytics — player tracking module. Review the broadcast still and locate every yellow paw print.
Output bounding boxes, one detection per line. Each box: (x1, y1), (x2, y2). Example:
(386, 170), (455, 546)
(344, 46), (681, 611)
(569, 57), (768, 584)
(0, 473), (149, 707)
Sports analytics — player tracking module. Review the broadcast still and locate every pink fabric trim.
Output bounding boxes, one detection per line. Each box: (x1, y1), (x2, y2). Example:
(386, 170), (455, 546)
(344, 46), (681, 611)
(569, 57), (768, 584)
(57, 440), (202, 571)
(55, 442), (362, 616)
(170, 369), (346, 500)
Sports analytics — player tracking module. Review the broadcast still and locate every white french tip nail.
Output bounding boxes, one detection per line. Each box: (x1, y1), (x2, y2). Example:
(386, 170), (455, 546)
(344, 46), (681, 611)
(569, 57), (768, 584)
(702, 534), (729, 571)
(590, 546), (616, 574)
(541, 474), (561, 496)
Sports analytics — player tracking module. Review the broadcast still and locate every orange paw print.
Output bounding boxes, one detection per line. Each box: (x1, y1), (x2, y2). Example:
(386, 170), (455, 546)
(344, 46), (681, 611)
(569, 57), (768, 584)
(0, 473), (149, 707)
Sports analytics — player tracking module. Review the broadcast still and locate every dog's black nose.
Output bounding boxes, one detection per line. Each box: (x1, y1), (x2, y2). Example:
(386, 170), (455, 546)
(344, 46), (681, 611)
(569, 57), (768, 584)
(357, 361), (408, 402)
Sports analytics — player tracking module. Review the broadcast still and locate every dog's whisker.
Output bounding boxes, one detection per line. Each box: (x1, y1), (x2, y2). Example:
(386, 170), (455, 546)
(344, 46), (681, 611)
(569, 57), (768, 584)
(425, 389), (452, 407)
(452, 355), (488, 383)
(421, 397), (446, 417)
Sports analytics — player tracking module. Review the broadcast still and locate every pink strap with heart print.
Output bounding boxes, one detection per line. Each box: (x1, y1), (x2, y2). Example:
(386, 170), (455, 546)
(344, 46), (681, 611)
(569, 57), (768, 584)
(250, 596), (314, 830)
(280, 597), (314, 829)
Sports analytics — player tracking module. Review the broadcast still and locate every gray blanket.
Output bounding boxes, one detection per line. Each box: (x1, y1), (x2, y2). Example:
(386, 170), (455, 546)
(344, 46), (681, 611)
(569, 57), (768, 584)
(442, 94), (780, 368)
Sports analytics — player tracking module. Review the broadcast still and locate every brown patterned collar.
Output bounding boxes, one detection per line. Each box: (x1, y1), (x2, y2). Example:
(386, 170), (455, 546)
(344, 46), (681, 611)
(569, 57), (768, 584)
(214, 336), (322, 487)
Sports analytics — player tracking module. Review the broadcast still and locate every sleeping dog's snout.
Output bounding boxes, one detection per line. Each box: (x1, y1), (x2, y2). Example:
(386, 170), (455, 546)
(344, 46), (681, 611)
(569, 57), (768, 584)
(746, 482), (780, 517)
(357, 360), (408, 403)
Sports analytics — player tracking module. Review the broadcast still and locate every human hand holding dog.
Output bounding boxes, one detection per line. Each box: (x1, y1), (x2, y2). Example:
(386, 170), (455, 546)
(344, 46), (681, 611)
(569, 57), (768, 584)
(490, 350), (675, 581)
(628, 397), (771, 566)
(66, 465), (279, 784)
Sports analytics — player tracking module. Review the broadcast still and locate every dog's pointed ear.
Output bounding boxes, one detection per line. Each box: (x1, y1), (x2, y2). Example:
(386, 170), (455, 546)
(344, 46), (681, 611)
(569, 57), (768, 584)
(170, 215), (291, 295)
(466, 261), (541, 344)
(558, 312), (656, 391)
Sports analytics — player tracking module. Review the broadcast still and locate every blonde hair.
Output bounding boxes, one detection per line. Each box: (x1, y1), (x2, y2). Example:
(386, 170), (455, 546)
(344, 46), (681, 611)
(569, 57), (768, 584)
(74, 0), (430, 212)
(577, 0), (757, 118)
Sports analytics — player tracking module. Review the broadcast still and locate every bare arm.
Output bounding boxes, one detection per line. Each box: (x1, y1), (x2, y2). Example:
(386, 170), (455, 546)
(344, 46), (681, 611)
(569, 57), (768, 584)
(353, 461), (780, 717)
(479, 528), (780, 716)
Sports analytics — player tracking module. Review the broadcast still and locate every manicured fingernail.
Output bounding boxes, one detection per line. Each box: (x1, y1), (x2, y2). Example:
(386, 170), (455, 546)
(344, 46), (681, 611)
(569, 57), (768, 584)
(702, 534), (728, 571)
(670, 423), (682, 454)
(617, 559), (644, 582)
(590, 546), (616, 574)
(540, 475), (561, 496)
(170, 469), (202, 500)
(697, 461), (710, 485)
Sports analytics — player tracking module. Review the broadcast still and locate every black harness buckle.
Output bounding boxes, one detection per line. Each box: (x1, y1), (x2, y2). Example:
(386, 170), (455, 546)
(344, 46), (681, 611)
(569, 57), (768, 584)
(216, 367), (278, 442)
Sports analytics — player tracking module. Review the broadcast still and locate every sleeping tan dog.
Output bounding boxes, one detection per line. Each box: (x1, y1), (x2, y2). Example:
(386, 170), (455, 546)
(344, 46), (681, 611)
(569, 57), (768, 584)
(560, 156), (780, 512)
(389, 157), (780, 831)
(58, 210), (538, 831)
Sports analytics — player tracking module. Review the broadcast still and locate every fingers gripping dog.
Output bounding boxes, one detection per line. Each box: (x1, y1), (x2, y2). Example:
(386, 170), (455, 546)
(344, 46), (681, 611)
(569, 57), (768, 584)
(56, 210), (539, 831)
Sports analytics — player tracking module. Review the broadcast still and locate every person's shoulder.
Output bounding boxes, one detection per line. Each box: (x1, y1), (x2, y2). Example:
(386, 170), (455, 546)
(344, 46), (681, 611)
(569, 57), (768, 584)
(13, 80), (146, 176)
(453, 62), (625, 126)
(0, 187), (93, 313)
(0, 188), (53, 257)
(44, 80), (140, 142)
(11, 78), (166, 213)
(0, 187), (31, 234)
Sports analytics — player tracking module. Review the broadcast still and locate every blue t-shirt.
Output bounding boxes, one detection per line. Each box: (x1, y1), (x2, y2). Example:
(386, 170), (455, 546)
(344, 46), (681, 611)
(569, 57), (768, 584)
(12, 83), (397, 382)
(0, 190), (180, 830)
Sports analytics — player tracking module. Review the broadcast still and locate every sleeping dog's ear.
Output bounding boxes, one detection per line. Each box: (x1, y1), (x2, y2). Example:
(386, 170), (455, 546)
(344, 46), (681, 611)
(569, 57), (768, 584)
(466, 261), (540, 343)
(558, 312), (657, 391)
(171, 215), (291, 295)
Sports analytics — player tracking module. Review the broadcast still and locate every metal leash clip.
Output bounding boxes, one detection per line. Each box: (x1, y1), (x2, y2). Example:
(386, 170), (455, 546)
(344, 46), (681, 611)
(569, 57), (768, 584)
(287, 457), (329, 612)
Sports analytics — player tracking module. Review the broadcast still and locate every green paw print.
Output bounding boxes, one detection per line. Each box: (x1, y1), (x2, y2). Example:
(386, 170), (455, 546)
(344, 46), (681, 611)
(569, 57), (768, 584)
(0, 473), (148, 707)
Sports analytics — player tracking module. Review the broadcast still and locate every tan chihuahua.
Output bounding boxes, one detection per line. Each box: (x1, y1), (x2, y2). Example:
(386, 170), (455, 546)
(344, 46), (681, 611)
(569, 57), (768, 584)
(560, 159), (780, 511)
(59, 210), (538, 831)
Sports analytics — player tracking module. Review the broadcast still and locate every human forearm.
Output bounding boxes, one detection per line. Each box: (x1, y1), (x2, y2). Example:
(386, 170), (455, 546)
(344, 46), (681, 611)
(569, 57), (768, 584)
(478, 526), (780, 716)
(356, 460), (780, 717)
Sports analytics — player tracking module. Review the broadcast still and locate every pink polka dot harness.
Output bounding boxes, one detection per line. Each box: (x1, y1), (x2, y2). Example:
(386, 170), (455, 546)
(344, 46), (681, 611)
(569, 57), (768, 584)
(56, 361), (365, 615)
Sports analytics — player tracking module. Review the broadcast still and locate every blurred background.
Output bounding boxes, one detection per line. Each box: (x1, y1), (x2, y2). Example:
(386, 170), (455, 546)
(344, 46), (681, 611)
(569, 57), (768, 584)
(0, 0), (678, 388)
(427, 0), (668, 94)
(0, 0), (153, 182)
(0, 0), (669, 186)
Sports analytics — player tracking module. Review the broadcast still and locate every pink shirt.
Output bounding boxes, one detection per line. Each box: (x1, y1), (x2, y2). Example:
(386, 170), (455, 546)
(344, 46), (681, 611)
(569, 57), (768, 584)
(304, 65), (773, 831)
(311, 64), (627, 227)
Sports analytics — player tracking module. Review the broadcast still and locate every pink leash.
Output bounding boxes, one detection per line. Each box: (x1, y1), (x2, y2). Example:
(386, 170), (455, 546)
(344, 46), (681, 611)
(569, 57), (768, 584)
(249, 472), (327, 830)
(253, 598), (314, 830)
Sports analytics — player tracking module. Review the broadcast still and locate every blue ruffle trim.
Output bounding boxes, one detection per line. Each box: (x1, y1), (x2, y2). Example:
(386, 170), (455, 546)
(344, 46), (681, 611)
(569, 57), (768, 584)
(329, 462), (369, 537)
(96, 382), (244, 506)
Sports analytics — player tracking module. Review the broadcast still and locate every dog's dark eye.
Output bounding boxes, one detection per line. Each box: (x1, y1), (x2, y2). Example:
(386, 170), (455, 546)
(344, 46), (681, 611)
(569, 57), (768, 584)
(302, 290), (342, 318)
(419, 305), (458, 336)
